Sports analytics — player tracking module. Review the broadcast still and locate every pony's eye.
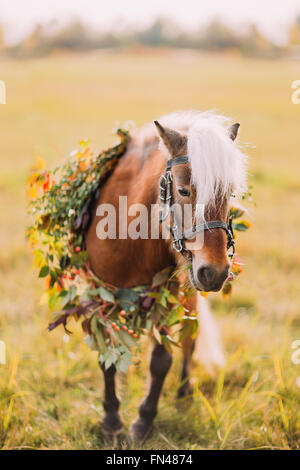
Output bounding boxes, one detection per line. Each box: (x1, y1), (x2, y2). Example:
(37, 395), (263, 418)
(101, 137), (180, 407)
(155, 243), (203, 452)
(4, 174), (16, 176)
(178, 187), (191, 197)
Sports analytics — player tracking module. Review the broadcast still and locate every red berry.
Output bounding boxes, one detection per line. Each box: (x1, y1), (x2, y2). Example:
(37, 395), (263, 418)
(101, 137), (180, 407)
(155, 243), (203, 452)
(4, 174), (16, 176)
(133, 333), (138, 339)
(111, 322), (116, 328)
(69, 275), (75, 280)
(128, 329), (134, 335)
(75, 270), (80, 275)
(120, 310), (126, 316)
(63, 273), (67, 279)
(122, 325), (127, 331)
(75, 246), (80, 253)
(114, 326), (120, 332)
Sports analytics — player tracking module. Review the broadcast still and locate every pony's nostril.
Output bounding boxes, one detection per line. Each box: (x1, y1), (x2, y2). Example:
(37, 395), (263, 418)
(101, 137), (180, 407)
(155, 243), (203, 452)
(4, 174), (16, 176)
(198, 265), (217, 286)
(197, 265), (230, 291)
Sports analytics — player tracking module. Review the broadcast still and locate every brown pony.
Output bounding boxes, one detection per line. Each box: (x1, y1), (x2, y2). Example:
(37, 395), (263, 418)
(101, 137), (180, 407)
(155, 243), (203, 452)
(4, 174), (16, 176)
(85, 110), (247, 442)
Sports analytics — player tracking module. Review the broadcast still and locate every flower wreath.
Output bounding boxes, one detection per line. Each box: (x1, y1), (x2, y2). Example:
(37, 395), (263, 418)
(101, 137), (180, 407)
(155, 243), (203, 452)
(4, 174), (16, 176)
(26, 129), (250, 372)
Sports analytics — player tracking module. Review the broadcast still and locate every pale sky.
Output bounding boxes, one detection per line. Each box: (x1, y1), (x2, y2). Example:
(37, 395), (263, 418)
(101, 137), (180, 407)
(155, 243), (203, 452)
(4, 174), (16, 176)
(0, 0), (299, 44)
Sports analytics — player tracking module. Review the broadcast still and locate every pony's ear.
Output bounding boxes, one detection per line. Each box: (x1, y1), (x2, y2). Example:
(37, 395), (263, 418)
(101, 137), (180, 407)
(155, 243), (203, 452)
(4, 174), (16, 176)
(154, 120), (187, 157)
(229, 123), (240, 141)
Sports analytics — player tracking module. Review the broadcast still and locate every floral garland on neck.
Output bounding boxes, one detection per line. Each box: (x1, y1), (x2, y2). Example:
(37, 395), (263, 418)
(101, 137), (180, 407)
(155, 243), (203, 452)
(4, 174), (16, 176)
(26, 128), (250, 372)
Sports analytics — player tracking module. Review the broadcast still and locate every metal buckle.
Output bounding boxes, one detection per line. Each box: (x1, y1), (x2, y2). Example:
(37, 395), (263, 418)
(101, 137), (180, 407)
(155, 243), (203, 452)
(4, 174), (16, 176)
(166, 170), (172, 183)
(159, 205), (170, 222)
(173, 239), (183, 252)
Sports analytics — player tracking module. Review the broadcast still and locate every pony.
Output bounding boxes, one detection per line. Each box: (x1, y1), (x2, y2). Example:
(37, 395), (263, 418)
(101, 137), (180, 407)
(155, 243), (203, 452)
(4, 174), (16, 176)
(85, 110), (247, 442)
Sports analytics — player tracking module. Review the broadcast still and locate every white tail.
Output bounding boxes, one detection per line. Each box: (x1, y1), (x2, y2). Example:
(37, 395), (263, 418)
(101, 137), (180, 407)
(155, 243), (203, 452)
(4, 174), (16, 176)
(194, 293), (225, 375)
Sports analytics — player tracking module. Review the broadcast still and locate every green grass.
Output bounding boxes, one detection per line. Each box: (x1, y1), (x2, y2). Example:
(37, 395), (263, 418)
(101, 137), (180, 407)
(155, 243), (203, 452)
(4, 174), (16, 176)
(0, 50), (299, 449)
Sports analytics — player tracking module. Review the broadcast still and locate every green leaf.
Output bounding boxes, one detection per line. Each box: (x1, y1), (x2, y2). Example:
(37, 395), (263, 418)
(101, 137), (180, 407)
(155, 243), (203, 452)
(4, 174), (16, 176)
(116, 328), (136, 349)
(47, 287), (60, 311)
(70, 251), (89, 267)
(158, 292), (168, 308)
(161, 336), (173, 354)
(99, 287), (114, 303)
(152, 325), (162, 344)
(230, 207), (244, 219)
(39, 265), (49, 278)
(178, 322), (192, 343)
(105, 356), (113, 370)
(151, 269), (170, 288)
(167, 305), (183, 326)
(232, 221), (250, 232)
(61, 291), (71, 308)
(33, 249), (44, 268)
(69, 285), (77, 301)
(90, 315), (106, 353)
(161, 288), (178, 304)
(116, 288), (140, 303)
(116, 287), (140, 310)
(60, 254), (71, 269)
(59, 289), (68, 297)
(117, 352), (132, 373)
(145, 318), (153, 331)
(84, 334), (96, 350)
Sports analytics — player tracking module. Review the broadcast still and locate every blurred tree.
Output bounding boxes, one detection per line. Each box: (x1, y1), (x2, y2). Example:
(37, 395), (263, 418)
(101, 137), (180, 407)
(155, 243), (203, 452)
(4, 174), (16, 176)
(199, 19), (241, 50)
(49, 20), (91, 49)
(18, 24), (48, 56)
(136, 19), (166, 46)
(244, 24), (274, 56)
(8, 16), (285, 58)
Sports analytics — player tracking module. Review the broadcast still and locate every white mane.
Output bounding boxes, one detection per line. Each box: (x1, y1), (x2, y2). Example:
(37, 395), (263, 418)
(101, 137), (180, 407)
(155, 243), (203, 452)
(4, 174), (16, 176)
(135, 110), (248, 210)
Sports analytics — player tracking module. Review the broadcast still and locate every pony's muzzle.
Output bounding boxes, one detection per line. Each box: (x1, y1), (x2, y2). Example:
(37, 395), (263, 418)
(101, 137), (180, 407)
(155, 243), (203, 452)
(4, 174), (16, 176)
(197, 264), (229, 292)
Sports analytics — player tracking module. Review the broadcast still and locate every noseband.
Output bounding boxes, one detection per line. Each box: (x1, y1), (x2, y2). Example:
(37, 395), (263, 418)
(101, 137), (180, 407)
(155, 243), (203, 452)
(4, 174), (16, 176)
(159, 155), (235, 262)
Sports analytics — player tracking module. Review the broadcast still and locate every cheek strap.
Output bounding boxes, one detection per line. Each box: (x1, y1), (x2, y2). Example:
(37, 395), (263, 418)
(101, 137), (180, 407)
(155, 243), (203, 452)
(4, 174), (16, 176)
(159, 155), (235, 261)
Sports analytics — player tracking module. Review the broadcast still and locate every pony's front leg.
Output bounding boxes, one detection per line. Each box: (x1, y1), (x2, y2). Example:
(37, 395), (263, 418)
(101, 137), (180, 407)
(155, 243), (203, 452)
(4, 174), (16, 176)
(100, 363), (123, 437)
(128, 343), (172, 443)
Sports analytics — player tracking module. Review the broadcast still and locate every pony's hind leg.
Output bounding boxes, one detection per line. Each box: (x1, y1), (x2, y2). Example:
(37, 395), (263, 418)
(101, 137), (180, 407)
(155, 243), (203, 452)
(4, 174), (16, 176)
(128, 343), (172, 443)
(177, 293), (197, 399)
(100, 363), (123, 438)
(177, 334), (195, 398)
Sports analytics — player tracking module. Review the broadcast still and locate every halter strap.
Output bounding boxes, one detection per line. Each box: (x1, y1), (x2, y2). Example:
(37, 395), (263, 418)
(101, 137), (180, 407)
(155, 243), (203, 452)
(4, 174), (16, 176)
(159, 154), (235, 261)
(165, 155), (189, 170)
(184, 221), (229, 240)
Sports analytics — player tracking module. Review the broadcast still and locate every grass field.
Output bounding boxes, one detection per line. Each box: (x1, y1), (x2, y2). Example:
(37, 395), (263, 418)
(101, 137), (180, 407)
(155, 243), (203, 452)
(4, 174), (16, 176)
(0, 49), (300, 449)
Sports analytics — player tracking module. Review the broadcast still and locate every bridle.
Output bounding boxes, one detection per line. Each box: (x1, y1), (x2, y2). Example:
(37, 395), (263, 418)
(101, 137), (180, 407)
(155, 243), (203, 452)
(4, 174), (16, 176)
(159, 154), (235, 263)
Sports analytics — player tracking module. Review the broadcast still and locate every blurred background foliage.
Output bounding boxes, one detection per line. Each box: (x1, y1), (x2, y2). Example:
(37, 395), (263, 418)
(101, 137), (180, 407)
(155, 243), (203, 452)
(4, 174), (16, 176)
(1, 14), (300, 59)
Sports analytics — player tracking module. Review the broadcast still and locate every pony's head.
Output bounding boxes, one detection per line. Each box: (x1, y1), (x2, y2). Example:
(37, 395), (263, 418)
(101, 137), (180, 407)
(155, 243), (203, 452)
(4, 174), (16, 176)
(155, 111), (247, 292)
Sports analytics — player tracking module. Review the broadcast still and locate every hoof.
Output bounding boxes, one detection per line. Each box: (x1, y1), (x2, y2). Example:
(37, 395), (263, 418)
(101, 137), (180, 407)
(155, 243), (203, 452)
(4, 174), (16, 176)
(127, 418), (153, 446)
(177, 385), (193, 408)
(102, 415), (123, 443)
(177, 382), (193, 399)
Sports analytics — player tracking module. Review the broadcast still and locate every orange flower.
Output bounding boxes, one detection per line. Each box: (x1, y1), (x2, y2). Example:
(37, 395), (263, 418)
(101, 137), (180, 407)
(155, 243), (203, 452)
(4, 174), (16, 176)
(79, 161), (86, 171)
(81, 147), (90, 158)
(45, 274), (51, 289)
(43, 172), (50, 194)
(231, 255), (243, 274)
